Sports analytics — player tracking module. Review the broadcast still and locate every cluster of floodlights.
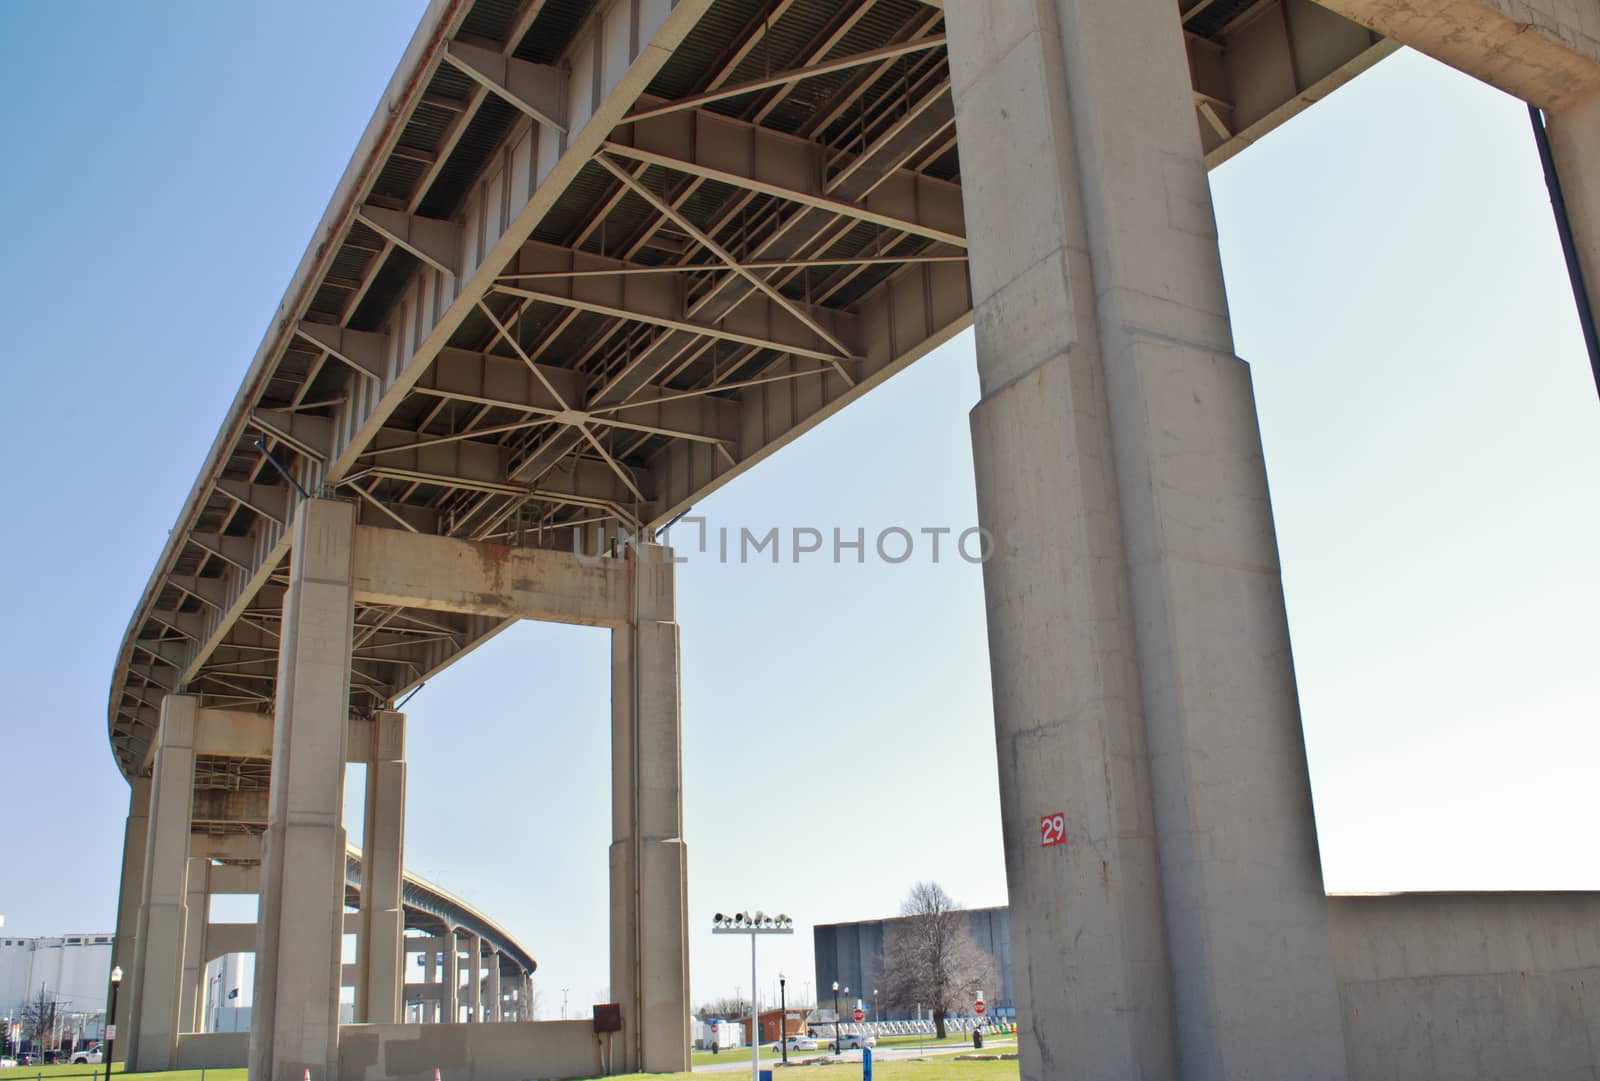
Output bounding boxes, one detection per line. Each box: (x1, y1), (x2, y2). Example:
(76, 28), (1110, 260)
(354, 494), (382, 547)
(711, 912), (794, 931)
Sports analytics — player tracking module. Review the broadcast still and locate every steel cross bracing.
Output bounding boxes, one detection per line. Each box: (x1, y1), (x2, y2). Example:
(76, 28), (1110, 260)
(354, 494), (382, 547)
(108, 0), (973, 784)
(109, 0), (1389, 786)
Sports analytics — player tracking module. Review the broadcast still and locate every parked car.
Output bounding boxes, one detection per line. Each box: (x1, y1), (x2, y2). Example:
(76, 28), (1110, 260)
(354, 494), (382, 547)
(831, 1032), (877, 1052)
(768, 1034), (818, 1053)
(71, 1048), (104, 1064)
(0, 1056), (16, 1068)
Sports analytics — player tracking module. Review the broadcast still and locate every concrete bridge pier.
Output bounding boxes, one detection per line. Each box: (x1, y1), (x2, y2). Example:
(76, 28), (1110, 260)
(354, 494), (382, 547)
(947, 3), (1346, 1079)
(108, 775), (150, 1061)
(126, 693), (199, 1073)
(443, 927), (459, 1023)
(179, 857), (211, 1033)
(1546, 98), (1600, 349)
(249, 498), (356, 1081)
(422, 943), (438, 1021)
(467, 932), (483, 1022)
(609, 544), (690, 1074)
(487, 953), (501, 1022)
(355, 710), (406, 1025)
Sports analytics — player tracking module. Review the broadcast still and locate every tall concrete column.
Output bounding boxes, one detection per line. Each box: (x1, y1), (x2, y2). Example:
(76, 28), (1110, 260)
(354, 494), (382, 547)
(424, 944), (438, 1022)
(126, 694), (197, 1072)
(443, 930), (459, 1023)
(609, 543), (690, 1073)
(946, 5), (1347, 1081)
(1545, 96), (1600, 358)
(467, 932), (483, 1022)
(109, 775), (150, 1060)
(250, 498), (356, 1081)
(179, 857), (210, 1033)
(487, 954), (501, 1022)
(356, 711), (406, 1024)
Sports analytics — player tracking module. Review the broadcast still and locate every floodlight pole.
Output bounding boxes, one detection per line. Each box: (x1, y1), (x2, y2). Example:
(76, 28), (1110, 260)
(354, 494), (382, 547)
(711, 912), (794, 1081)
(750, 934), (758, 1081)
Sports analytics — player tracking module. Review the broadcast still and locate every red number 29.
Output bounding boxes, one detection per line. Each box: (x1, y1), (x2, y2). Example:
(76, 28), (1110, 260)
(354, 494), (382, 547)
(1041, 812), (1066, 847)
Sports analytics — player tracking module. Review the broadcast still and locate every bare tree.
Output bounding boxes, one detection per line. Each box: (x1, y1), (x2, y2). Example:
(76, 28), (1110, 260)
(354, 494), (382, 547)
(695, 996), (750, 1021)
(21, 984), (62, 1056)
(878, 882), (996, 1039)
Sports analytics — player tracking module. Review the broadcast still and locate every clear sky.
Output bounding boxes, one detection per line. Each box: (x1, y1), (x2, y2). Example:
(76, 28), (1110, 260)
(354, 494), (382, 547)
(0, 1), (1595, 1020)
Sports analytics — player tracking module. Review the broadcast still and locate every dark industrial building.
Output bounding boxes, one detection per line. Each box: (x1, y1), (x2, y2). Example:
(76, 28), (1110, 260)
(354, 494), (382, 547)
(813, 906), (1014, 1020)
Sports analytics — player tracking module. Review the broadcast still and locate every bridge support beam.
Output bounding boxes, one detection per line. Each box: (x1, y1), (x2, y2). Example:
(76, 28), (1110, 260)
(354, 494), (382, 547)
(609, 546), (690, 1074)
(109, 776), (150, 1061)
(250, 497), (355, 1081)
(947, 4), (1346, 1080)
(127, 694), (197, 1073)
(1315, 0), (1600, 108)
(356, 710), (407, 1025)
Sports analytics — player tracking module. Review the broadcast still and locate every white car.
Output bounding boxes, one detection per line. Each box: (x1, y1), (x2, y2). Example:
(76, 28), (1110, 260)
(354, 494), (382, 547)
(72, 1048), (104, 1064)
(768, 1034), (818, 1053)
(0, 1057), (17, 1068)
(832, 1032), (877, 1051)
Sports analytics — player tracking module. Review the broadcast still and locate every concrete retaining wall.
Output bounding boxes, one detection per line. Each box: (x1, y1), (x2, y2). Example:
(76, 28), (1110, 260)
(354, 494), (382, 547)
(175, 1031), (250, 1069)
(1328, 893), (1600, 1081)
(339, 1019), (606, 1081)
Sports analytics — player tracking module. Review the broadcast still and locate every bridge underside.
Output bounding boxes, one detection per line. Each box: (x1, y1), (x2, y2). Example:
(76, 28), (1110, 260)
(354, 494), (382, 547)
(103, 1), (1600, 1080)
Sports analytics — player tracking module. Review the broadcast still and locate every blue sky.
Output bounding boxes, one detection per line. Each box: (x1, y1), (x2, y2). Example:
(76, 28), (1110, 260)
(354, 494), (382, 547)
(0, 2), (1595, 1018)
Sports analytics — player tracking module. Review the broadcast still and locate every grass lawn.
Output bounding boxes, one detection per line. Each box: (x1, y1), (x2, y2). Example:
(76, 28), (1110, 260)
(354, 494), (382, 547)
(1, 1055), (1019, 1081)
(873, 1033), (1003, 1050)
(587, 1058), (1019, 1081)
(691, 1031), (1013, 1065)
(0, 1070), (244, 1081)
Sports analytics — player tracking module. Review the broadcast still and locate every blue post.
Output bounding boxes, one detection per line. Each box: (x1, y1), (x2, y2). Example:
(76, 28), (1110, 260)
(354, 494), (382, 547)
(862, 1045), (873, 1081)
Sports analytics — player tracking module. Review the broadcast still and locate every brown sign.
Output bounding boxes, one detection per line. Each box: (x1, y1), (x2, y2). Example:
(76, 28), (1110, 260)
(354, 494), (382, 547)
(593, 1003), (623, 1033)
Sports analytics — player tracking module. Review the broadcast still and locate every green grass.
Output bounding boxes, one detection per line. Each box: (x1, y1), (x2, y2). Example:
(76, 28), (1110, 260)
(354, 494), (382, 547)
(0, 1068), (244, 1081)
(873, 1032), (1002, 1050)
(688, 1030), (1015, 1066)
(584, 1058), (1019, 1081)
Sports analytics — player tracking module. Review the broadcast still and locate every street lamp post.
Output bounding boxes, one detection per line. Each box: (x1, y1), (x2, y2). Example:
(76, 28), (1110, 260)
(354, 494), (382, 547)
(103, 966), (122, 1081)
(830, 981), (849, 1053)
(778, 973), (788, 1067)
(711, 911), (794, 1081)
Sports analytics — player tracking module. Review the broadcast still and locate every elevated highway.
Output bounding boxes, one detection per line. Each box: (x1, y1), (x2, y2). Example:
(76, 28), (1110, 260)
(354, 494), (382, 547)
(347, 848), (537, 1021)
(100, 1), (1600, 1079)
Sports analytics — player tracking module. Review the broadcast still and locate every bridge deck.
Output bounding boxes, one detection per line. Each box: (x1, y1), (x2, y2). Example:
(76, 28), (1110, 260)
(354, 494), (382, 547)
(107, 0), (1389, 778)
